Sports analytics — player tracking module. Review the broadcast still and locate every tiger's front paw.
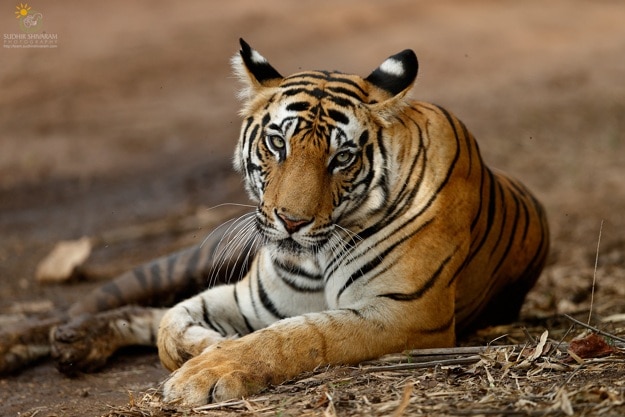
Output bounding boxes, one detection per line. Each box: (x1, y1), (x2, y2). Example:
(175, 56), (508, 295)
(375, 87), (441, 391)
(162, 341), (269, 406)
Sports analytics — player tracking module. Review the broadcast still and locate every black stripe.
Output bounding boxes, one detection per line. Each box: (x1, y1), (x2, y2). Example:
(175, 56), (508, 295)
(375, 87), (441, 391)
(283, 72), (368, 97)
(336, 218), (434, 301)
(241, 118), (254, 171)
(505, 179), (532, 243)
(281, 87), (316, 98)
(350, 143), (375, 189)
(97, 282), (125, 310)
(327, 96), (354, 108)
(325, 86), (364, 102)
(286, 101), (310, 112)
(248, 269), (261, 318)
(327, 109), (349, 125)
(471, 168), (498, 257)
(273, 258), (322, 280)
(491, 193), (521, 277)
(201, 297), (227, 336)
(332, 104), (460, 275)
(281, 79), (317, 88)
(241, 116), (254, 140)
(470, 166), (486, 232)
(275, 269), (323, 293)
(326, 75), (368, 97)
(257, 276), (287, 319)
(149, 262), (162, 294)
(247, 123), (259, 158)
(518, 195), (531, 243)
(488, 182), (508, 257)
(458, 119), (474, 176)
(433, 105), (462, 191)
(166, 252), (177, 285)
(378, 253), (453, 301)
(233, 286), (255, 333)
(134, 267), (148, 291)
(342, 308), (364, 318)
(386, 120), (426, 218)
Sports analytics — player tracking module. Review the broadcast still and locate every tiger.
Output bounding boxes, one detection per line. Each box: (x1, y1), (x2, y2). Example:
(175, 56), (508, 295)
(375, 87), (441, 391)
(0, 40), (549, 405)
(156, 39), (550, 405)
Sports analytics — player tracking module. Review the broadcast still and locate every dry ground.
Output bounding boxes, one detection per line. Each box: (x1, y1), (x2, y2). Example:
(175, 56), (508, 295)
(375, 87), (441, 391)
(1, 1), (624, 416)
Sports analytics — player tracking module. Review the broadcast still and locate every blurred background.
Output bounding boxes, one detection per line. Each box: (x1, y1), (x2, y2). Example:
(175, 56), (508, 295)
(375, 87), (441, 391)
(1, 0), (624, 414)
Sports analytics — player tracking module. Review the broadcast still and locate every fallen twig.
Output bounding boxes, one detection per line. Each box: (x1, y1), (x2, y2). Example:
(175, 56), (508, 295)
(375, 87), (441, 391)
(360, 355), (482, 373)
(563, 314), (625, 344)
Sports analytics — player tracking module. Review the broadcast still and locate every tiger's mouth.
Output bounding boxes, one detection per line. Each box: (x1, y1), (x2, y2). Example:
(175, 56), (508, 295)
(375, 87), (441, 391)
(255, 213), (332, 254)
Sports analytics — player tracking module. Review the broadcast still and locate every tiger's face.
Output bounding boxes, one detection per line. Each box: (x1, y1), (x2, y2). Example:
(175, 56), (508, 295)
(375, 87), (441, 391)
(232, 40), (418, 253)
(243, 78), (375, 253)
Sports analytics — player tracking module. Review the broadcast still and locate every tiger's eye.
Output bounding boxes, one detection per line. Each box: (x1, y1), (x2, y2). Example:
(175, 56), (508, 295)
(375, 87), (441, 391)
(269, 136), (285, 150)
(335, 151), (353, 165)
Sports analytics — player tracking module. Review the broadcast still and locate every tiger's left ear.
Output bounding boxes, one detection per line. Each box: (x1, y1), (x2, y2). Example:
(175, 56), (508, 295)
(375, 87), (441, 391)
(232, 38), (283, 102)
(365, 49), (418, 121)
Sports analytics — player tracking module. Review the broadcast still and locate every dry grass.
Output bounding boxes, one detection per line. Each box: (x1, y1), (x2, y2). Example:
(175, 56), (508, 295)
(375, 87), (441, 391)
(106, 319), (625, 417)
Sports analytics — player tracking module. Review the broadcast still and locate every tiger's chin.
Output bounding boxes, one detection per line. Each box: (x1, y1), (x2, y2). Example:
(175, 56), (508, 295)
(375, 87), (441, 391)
(268, 235), (329, 256)
(276, 238), (307, 254)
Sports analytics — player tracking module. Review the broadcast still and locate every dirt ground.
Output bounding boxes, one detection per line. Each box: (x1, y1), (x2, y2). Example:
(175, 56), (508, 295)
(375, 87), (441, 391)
(1, 1), (624, 416)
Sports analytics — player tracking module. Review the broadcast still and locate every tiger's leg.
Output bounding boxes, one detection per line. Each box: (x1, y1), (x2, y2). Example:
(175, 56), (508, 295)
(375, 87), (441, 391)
(50, 221), (254, 374)
(158, 249), (328, 374)
(157, 281), (262, 372)
(0, 316), (63, 374)
(160, 237), (462, 405)
(50, 306), (166, 374)
(162, 296), (455, 405)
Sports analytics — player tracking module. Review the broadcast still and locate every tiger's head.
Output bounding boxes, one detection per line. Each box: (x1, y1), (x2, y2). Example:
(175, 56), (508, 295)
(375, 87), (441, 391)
(231, 39), (418, 253)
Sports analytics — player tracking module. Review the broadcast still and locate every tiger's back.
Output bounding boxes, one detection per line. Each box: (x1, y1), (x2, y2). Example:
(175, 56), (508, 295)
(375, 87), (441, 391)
(345, 100), (550, 335)
(385, 101), (550, 333)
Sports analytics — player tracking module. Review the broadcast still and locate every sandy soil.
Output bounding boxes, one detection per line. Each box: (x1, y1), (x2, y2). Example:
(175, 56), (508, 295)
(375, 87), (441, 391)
(1, 1), (624, 416)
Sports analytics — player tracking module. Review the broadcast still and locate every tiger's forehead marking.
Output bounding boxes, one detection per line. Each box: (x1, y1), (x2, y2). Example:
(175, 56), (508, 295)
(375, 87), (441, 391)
(257, 71), (370, 151)
(279, 71), (369, 103)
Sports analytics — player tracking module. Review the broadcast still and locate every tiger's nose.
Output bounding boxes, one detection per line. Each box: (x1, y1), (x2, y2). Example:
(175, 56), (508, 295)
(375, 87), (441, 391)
(275, 210), (313, 234)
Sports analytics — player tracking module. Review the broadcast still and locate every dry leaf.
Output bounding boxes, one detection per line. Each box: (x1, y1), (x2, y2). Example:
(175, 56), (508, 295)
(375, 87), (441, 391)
(35, 237), (93, 283)
(568, 333), (616, 360)
(527, 330), (549, 362)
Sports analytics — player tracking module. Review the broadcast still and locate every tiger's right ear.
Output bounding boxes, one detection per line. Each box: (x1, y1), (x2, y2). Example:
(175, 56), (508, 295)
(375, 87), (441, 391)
(232, 38), (283, 101)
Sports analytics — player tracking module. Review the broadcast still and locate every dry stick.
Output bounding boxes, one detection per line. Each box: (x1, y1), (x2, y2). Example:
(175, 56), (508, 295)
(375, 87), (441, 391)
(360, 342), (581, 373)
(550, 324), (575, 360)
(563, 314), (625, 344)
(361, 355), (482, 373)
(588, 219), (604, 325)
(370, 344), (570, 365)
